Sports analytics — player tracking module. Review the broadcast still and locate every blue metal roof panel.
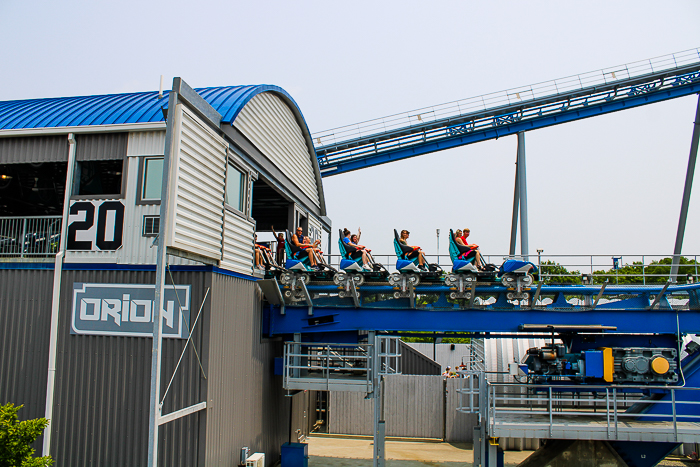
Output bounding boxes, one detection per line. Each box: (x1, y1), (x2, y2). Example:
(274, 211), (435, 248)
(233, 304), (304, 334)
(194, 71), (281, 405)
(0, 85), (308, 131)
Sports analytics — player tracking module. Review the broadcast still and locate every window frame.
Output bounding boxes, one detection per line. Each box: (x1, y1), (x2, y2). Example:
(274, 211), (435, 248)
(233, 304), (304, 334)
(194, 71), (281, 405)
(70, 158), (128, 200)
(224, 154), (255, 222)
(136, 156), (164, 205)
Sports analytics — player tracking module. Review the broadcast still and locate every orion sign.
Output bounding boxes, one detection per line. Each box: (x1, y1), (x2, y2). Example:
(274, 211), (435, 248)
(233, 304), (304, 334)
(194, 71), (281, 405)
(71, 283), (191, 338)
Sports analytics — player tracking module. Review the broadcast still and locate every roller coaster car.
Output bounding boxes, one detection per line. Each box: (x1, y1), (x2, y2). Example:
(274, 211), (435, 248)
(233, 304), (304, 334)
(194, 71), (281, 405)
(389, 229), (442, 287)
(497, 259), (538, 295)
(279, 230), (335, 284)
(334, 229), (388, 286)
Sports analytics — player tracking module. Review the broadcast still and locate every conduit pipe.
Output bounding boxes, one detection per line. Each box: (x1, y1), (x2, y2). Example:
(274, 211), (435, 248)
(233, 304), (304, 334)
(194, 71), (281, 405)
(43, 133), (77, 456)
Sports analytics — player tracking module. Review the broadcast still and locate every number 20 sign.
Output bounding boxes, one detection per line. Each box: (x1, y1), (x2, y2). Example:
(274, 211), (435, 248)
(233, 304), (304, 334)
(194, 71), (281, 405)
(67, 200), (125, 251)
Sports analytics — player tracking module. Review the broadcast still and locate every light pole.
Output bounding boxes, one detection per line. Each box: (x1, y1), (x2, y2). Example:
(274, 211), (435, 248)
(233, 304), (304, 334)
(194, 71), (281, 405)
(436, 229), (440, 265)
(537, 249), (543, 282)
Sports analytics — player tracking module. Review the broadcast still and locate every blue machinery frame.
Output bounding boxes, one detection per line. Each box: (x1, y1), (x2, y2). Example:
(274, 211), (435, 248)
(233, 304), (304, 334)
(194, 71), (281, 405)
(316, 66), (700, 176)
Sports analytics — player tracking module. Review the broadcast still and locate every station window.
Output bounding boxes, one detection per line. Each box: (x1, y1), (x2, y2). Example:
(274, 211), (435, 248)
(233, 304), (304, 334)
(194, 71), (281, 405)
(225, 162), (247, 213)
(75, 160), (124, 197)
(141, 157), (163, 201)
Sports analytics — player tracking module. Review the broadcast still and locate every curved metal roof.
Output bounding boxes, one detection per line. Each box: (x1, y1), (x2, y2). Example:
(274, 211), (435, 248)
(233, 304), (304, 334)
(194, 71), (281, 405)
(0, 84), (305, 130)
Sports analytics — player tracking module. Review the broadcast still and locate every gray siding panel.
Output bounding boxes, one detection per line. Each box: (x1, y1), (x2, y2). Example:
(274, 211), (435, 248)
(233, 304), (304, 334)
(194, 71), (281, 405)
(0, 135), (68, 163)
(328, 375), (445, 439)
(50, 269), (207, 467)
(445, 377), (478, 442)
(399, 341), (441, 375)
(0, 269), (53, 424)
(204, 273), (289, 467)
(76, 133), (127, 161)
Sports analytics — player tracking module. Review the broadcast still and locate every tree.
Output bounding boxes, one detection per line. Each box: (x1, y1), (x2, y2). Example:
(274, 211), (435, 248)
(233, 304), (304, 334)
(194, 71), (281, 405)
(0, 404), (53, 467)
(593, 257), (699, 284)
(538, 260), (581, 285)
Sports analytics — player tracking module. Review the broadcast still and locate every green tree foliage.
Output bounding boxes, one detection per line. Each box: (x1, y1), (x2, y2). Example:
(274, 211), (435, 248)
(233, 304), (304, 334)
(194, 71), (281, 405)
(0, 404), (53, 467)
(538, 260), (581, 285)
(593, 257), (699, 284)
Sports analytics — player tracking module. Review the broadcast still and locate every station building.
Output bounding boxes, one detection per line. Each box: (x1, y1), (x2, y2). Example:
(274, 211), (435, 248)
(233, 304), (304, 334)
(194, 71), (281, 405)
(0, 79), (330, 465)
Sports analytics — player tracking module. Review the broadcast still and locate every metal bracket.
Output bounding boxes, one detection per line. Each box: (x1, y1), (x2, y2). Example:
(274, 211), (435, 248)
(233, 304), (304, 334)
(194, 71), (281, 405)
(592, 279), (609, 309)
(408, 280), (415, 309)
(649, 280), (671, 310)
(530, 281), (543, 308)
(297, 279), (313, 315)
(349, 276), (360, 308)
(468, 282), (477, 309)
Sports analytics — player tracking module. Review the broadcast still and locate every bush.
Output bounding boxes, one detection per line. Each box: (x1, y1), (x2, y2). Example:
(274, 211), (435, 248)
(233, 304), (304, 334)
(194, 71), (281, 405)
(0, 403), (53, 467)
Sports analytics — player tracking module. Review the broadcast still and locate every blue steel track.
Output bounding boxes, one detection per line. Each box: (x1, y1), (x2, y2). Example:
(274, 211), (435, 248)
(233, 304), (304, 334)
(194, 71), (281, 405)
(315, 58), (700, 176)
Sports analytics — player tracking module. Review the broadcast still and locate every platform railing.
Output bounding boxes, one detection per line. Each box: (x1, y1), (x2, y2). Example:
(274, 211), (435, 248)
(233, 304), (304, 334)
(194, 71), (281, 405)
(310, 252), (699, 284)
(312, 48), (700, 149)
(473, 382), (700, 442)
(0, 216), (62, 258)
(283, 338), (402, 392)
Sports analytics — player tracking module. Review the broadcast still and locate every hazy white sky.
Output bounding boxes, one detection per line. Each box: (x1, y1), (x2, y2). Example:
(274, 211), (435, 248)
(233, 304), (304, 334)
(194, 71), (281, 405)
(1, 1), (699, 265)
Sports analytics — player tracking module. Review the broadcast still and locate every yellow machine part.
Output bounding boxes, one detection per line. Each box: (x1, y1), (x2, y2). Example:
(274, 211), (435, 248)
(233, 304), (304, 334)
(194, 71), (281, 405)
(601, 347), (613, 383)
(651, 356), (670, 375)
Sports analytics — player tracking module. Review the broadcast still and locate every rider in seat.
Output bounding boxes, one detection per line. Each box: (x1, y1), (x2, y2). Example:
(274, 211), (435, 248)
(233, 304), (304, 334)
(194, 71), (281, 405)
(290, 226), (322, 269)
(455, 229), (483, 270)
(341, 228), (370, 270)
(395, 229), (427, 270)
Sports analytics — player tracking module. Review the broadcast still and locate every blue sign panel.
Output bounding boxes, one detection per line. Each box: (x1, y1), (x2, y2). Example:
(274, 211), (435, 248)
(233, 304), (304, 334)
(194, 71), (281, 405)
(71, 283), (191, 338)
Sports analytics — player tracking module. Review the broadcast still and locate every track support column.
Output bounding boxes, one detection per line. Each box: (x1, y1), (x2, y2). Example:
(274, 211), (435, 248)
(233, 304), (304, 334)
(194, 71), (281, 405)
(517, 132), (529, 260)
(671, 95), (700, 282)
(510, 132), (529, 258)
(370, 331), (385, 467)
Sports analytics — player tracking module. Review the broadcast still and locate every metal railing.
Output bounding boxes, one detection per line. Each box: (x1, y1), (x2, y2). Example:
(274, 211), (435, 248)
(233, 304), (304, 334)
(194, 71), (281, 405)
(471, 382), (700, 442)
(0, 216), (62, 258)
(283, 338), (401, 392)
(314, 252), (699, 284)
(312, 48), (700, 149)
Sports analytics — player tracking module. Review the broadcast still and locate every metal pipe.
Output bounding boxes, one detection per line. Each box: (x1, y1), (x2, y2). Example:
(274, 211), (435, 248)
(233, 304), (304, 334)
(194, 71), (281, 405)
(517, 132), (529, 259)
(148, 82), (180, 467)
(509, 153), (520, 257)
(42, 133), (76, 456)
(671, 95), (700, 281)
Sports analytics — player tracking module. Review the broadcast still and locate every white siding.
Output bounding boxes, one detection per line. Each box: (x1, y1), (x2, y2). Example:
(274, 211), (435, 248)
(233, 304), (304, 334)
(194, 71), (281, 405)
(166, 105), (227, 261)
(127, 130), (166, 156)
(233, 93), (320, 207)
(307, 216), (322, 243)
(220, 211), (255, 274)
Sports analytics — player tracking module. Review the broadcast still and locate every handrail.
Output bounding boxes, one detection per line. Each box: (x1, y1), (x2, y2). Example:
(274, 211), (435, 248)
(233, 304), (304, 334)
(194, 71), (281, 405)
(313, 48), (700, 149)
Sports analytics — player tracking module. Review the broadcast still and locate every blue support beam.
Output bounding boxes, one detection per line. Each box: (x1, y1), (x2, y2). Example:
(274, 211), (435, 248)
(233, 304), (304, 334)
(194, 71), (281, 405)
(319, 82), (700, 176)
(268, 305), (700, 336)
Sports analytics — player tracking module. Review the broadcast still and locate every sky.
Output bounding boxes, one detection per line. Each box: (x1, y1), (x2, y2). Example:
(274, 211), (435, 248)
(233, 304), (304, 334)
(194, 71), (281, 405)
(1, 0), (699, 268)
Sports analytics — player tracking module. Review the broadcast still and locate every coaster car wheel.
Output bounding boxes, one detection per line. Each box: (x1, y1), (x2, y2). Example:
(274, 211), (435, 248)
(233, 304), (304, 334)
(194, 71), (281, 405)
(408, 274), (420, 286)
(333, 272), (347, 285)
(280, 272), (294, 285)
(352, 274), (365, 286)
(464, 273), (477, 283)
(501, 273), (516, 288)
(444, 274), (458, 287)
(388, 273), (402, 286)
(521, 274), (534, 287)
(299, 274), (310, 285)
(393, 291), (401, 299)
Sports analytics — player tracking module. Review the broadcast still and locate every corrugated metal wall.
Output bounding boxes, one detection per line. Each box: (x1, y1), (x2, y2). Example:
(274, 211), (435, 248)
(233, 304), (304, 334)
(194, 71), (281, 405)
(169, 105), (226, 261)
(328, 375), (446, 439)
(399, 341), (441, 375)
(233, 93), (320, 208)
(127, 130), (166, 156)
(220, 211), (254, 275)
(75, 133), (127, 161)
(445, 377), (478, 442)
(406, 342), (474, 373)
(205, 273), (289, 466)
(49, 269), (208, 466)
(0, 269), (54, 426)
(0, 135), (68, 163)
